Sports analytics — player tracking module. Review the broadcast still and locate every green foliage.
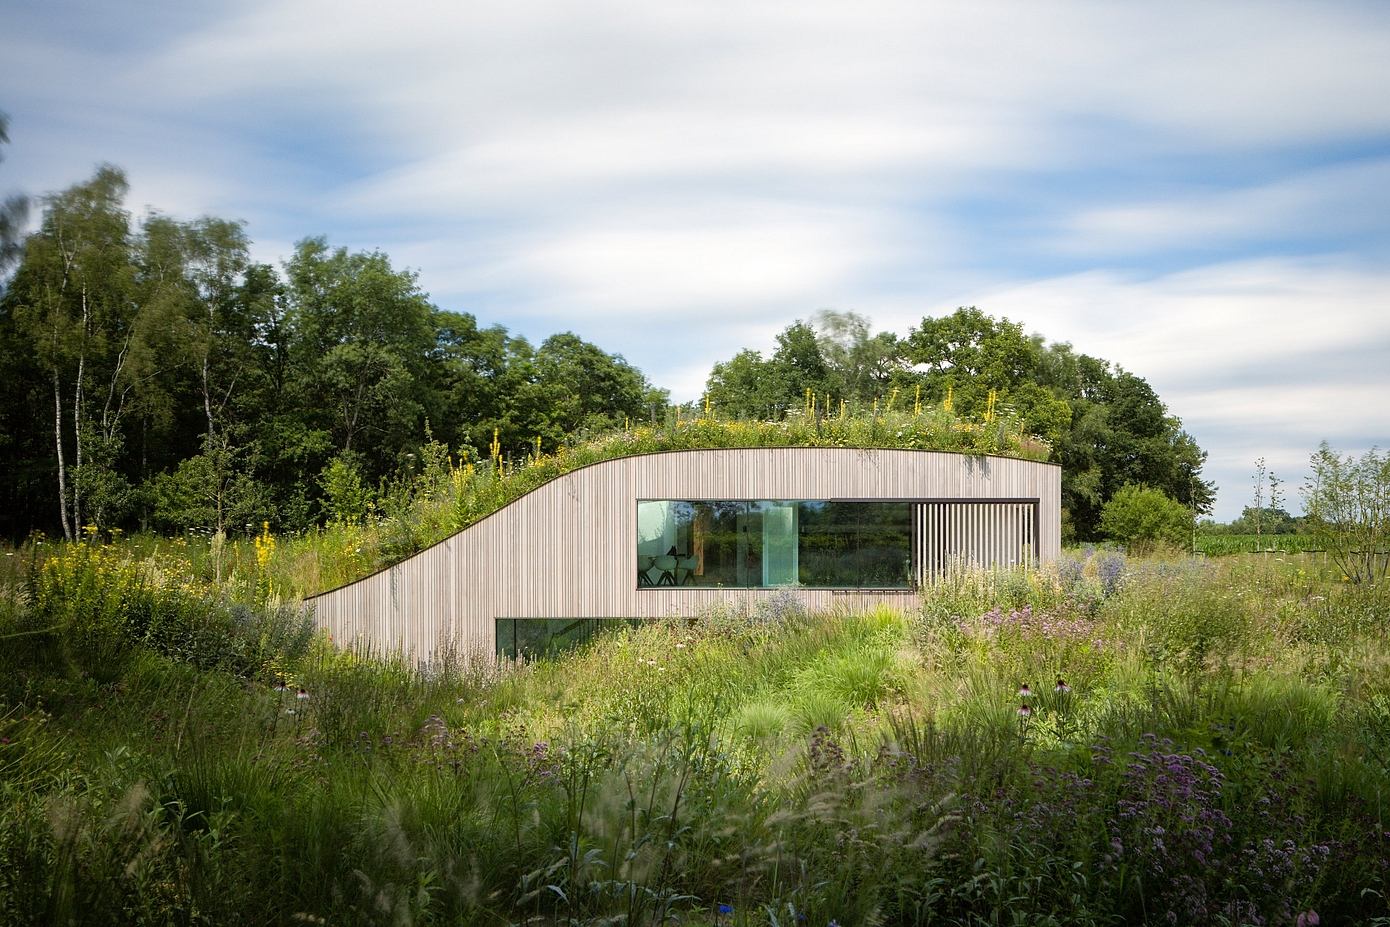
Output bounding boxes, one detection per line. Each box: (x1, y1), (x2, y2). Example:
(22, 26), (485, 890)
(0, 172), (670, 542)
(317, 454), (374, 526)
(1194, 533), (1324, 556)
(145, 444), (267, 534)
(4, 542), (312, 685)
(1099, 484), (1192, 553)
(0, 111), (29, 279)
(1303, 442), (1390, 584)
(704, 307), (1214, 542)
(0, 166), (1206, 551)
(3, 552), (1390, 924)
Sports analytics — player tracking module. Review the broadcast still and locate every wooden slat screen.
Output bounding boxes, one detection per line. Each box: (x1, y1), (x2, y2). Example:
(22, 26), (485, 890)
(915, 500), (1036, 582)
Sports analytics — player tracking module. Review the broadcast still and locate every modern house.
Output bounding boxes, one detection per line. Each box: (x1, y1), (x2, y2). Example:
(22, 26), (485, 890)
(308, 447), (1061, 660)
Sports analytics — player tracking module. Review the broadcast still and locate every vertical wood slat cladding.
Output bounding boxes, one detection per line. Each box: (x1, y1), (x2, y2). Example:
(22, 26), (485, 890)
(309, 448), (1062, 659)
(914, 500), (1037, 582)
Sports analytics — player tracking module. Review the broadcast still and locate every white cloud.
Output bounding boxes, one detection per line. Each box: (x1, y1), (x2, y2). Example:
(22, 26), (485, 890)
(976, 259), (1390, 517)
(1055, 159), (1390, 256)
(979, 259), (1390, 384)
(4, 0), (1390, 524)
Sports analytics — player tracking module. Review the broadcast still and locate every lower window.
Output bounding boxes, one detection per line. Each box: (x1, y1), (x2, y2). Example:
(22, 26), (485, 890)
(495, 618), (644, 660)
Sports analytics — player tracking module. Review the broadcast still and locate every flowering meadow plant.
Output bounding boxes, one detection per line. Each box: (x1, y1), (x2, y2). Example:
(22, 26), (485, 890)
(3, 550), (1389, 923)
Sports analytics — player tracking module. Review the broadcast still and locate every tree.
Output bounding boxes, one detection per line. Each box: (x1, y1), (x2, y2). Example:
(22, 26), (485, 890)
(428, 309), (514, 452)
(6, 166), (138, 536)
(1303, 443), (1389, 584)
(810, 309), (904, 404)
(318, 454), (373, 525)
(905, 307), (1071, 442)
(0, 112), (30, 284)
(1229, 505), (1297, 536)
(146, 437), (267, 535)
(703, 319), (836, 420)
(284, 238), (437, 477)
(523, 332), (653, 448)
(180, 216), (254, 442)
(700, 307), (1213, 542)
(1099, 484), (1192, 554)
(770, 320), (834, 407)
(706, 349), (780, 419)
(1038, 344), (1212, 539)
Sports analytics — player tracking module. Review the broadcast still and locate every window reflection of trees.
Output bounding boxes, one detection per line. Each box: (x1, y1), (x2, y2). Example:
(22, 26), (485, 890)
(638, 500), (911, 589)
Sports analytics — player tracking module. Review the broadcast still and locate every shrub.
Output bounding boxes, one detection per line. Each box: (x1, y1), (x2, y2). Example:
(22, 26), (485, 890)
(1100, 484), (1192, 554)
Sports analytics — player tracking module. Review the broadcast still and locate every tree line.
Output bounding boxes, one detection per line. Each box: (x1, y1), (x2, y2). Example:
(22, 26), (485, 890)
(0, 163), (664, 540)
(0, 143), (1214, 543)
(703, 307), (1214, 539)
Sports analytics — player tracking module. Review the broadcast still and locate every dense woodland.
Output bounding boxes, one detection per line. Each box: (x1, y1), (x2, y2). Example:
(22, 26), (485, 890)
(0, 134), (1213, 544)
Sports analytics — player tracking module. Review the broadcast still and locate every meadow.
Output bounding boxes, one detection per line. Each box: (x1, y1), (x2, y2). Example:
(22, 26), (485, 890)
(1194, 535), (1328, 557)
(3, 540), (1389, 926)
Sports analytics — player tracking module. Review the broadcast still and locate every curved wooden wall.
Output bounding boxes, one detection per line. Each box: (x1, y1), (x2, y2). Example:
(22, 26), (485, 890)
(308, 448), (1061, 659)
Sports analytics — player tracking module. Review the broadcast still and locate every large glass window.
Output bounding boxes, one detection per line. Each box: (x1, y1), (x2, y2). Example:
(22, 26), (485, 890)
(636, 500), (912, 589)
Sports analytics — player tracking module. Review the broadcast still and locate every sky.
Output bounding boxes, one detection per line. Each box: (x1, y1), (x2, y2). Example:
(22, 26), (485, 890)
(3, 0), (1388, 520)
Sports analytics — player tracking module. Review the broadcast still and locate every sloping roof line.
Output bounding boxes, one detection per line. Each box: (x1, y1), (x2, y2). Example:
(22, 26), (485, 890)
(306, 445), (1060, 600)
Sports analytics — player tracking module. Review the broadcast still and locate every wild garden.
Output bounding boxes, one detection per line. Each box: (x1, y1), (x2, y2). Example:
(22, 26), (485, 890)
(3, 506), (1389, 925)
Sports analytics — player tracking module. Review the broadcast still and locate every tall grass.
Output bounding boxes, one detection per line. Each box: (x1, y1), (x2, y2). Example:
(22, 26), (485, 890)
(3, 550), (1390, 924)
(1196, 533), (1328, 556)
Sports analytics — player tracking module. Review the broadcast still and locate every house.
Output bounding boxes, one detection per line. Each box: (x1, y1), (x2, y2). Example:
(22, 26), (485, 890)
(308, 446), (1061, 660)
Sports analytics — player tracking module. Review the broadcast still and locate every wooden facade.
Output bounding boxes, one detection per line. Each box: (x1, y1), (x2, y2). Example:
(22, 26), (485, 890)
(308, 447), (1061, 659)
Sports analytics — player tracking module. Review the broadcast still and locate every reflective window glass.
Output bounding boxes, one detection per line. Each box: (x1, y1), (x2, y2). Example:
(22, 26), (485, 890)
(636, 499), (912, 589)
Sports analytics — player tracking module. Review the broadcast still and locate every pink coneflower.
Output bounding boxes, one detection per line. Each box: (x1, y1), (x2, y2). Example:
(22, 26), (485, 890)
(274, 680), (289, 692)
(296, 688), (310, 700)
(1017, 683), (1032, 699)
(1296, 911), (1320, 927)
(1055, 678), (1071, 694)
(1017, 704), (1033, 719)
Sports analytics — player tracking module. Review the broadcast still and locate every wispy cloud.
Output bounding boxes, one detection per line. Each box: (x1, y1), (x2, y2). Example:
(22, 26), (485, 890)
(1054, 159), (1390, 257)
(3, 0), (1389, 519)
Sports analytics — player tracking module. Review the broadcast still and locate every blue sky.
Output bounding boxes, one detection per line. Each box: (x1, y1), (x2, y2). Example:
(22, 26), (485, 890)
(4, 0), (1389, 519)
